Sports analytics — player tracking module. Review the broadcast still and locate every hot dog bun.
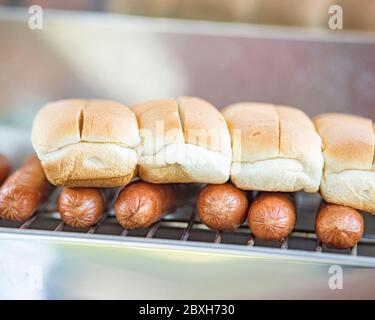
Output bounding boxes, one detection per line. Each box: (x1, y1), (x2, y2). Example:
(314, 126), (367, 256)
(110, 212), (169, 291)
(315, 203), (364, 249)
(222, 103), (323, 192)
(197, 183), (249, 231)
(31, 99), (140, 187)
(313, 113), (375, 213)
(132, 97), (231, 184)
(248, 192), (296, 241)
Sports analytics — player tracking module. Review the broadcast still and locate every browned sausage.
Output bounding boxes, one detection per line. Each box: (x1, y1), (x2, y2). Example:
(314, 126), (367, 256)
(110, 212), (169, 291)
(58, 187), (105, 229)
(0, 155), (51, 221)
(315, 203), (364, 249)
(0, 154), (11, 184)
(114, 181), (178, 229)
(248, 192), (296, 241)
(196, 183), (249, 231)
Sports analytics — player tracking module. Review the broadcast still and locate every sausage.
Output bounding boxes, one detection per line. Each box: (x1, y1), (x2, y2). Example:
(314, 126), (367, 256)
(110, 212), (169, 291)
(0, 154), (11, 184)
(248, 192), (296, 241)
(58, 187), (105, 229)
(196, 183), (249, 231)
(315, 203), (364, 249)
(0, 155), (51, 221)
(114, 181), (178, 229)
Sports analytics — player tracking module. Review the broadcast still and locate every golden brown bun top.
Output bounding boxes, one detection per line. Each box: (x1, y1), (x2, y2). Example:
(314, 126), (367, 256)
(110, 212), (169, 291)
(223, 103), (278, 162)
(132, 98), (184, 153)
(132, 96), (231, 155)
(313, 113), (374, 173)
(178, 96), (230, 153)
(222, 103), (322, 164)
(32, 99), (140, 155)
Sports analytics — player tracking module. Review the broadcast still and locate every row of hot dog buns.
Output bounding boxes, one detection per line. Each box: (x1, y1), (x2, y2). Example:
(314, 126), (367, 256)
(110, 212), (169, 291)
(31, 97), (375, 214)
(0, 153), (363, 250)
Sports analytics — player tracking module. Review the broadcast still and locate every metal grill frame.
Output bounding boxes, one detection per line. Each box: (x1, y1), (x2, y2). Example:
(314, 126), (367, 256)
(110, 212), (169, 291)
(2, 188), (375, 268)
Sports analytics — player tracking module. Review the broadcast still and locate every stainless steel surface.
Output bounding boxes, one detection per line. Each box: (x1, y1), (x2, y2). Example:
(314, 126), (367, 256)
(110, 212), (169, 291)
(0, 6), (374, 127)
(1, 187), (375, 299)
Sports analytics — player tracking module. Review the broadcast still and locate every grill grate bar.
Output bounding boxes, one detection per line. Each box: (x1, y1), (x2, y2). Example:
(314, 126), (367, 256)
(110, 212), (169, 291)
(247, 234), (255, 246)
(87, 213), (108, 234)
(54, 221), (65, 231)
(180, 207), (196, 241)
(351, 245), (358, 256)
(281, 237), (289, 250)
(213, 231), (222, 244)
(290, 231), (317, 240)
(146, 222), (161, 239)
(19, 214), (38, 229)
(316, 239), (323, 253)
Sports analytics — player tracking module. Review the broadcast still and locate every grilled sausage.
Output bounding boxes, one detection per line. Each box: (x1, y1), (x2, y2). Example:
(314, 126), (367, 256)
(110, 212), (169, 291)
(0, 155), (51, 221)
(196, 183), (249, 231)
(0, 154), (11, 184)
(315, 203), (364, 249)
(248, 192), (296, 241)
(58, 187), (105, 229)
(114, 181), (178, 229)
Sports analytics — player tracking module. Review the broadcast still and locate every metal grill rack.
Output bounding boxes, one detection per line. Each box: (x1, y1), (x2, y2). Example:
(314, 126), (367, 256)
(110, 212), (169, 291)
(2, 188), (375, 260)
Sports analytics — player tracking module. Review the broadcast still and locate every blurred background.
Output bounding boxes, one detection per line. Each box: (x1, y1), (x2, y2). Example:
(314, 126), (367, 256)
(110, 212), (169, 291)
(0, 0), (374, 126)
(3, 0), (375, 29)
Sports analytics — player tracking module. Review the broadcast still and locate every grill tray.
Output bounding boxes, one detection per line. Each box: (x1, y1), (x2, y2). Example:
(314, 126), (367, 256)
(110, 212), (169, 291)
(2, 189), (375, 258)
(1, 187), (375, 299)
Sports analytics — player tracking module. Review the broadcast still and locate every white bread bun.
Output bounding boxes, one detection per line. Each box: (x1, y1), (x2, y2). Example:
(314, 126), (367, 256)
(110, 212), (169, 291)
(223, 103), (324, 192)
(132, 96), (231, 183)
(31, 99), (140, 187)
(313, 113), (375, 213)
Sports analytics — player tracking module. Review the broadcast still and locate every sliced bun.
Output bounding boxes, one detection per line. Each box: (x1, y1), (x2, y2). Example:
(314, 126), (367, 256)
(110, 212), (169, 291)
(132, 96), (231, 183)
(223, 103), (324, 192)
(313, 113), (375, 213)
(31, 99), (140, 187)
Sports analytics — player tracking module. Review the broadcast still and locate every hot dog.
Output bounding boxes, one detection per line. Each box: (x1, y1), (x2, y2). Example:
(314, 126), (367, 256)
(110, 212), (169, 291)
(315, 203), (364, 249)
(0, 155), (51, 221)
(0, 154), (11, 184)
(114, 181), (178, 229)
(248, 192), (296, 241)
(58, 187), (105, 229)
(196, 183), (249, 231)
